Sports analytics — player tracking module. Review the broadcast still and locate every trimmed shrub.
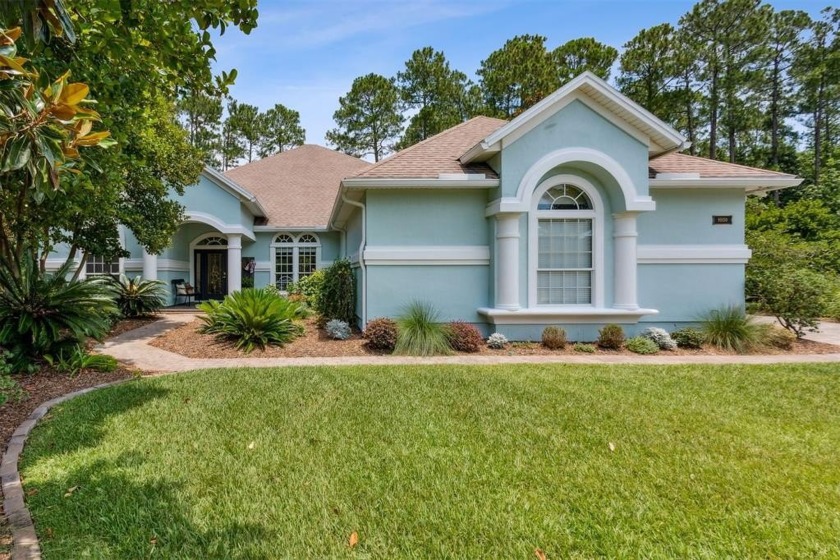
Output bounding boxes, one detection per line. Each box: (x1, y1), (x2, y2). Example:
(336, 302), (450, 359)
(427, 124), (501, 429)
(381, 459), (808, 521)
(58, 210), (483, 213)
(573, 342), (596, 353)
(597, 324), (625, 350)
(641, 327), (677, 350)
(700, 306), (761, 353)
(487, 333), (508, 349)
(317, 260), (356, 325)
(394, 301), (452, 356)
(199, 288), (305, 353)
(626, 336), (659, 355)
(447, 321), (483, 353)
(541, 326), (567, 350)
(325, 319), (351, 340)
(750, 267), (833, 337)
(0, 256), (116, 372)
(757, 323), (797, 350)
(110, 274), (166, 318)
(288, 269), (326, 309)
(672, 328), (704, 349)
(364, 317), (398, 352)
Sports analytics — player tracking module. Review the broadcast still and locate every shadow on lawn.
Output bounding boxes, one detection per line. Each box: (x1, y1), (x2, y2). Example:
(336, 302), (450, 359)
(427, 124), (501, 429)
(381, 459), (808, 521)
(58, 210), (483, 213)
(27, 453), (270, 558)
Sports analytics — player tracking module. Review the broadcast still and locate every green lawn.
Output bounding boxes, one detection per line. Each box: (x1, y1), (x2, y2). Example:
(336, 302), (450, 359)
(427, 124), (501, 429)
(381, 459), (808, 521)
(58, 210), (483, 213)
(20, 364), (840, 558)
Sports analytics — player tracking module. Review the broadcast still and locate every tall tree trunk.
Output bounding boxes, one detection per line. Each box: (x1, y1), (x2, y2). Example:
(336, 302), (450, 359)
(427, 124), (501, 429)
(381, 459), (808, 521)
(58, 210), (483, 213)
(709, 69), (719, 160)
(770, 56), (781, 168)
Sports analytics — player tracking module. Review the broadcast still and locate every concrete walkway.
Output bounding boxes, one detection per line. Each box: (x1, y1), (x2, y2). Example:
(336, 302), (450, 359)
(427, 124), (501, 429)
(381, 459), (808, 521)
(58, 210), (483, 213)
(100, 313), (840, 372)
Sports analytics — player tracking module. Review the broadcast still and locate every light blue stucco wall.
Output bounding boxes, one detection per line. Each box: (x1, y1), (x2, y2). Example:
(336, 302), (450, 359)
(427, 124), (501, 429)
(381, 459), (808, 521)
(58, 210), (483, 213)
(638, 263), (746, 323)
(171, 174), (246, 226)
(638, 189), (746, 245)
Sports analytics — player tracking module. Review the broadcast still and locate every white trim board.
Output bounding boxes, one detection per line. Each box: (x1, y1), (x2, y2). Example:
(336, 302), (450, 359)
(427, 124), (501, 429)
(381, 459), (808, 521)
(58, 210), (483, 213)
(363, 246), (490, 266)
(637, 245), (752, 264)
(478, 307), (659, 325)
(124, 258), (189, 271)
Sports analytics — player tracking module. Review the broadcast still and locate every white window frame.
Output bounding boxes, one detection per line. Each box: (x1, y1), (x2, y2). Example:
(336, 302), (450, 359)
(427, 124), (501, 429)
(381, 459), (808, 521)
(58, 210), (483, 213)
(528, 175), (605, 308)
(84, 254), (121, 277)
(270, 232), (321, 291)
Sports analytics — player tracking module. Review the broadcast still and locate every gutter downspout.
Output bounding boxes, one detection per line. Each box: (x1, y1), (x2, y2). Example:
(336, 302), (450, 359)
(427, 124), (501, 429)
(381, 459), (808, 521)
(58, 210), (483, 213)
(341, 195), (367, 327)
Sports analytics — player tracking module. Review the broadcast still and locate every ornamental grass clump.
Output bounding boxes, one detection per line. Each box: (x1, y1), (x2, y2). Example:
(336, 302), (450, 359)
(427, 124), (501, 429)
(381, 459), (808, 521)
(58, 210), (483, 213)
(109, 274), (166, 318)
(597, 324), (625, 350)
(700, 306), (761, 353)
(757, 323), (796, 350)
(364, 317), (398, 352)
(541, 326), (567, 350)
(394, 301), (452, 356)
(447, 321), (484, 353)
(198, 288), (305, 353)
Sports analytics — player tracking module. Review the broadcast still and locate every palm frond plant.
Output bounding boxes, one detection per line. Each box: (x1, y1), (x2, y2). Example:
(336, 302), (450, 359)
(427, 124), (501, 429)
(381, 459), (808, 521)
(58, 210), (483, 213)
(394, 301), (452, 356)
(109, 274), (167, 318)
(0, 254), (117, 372)
(198, 288), (305, 353)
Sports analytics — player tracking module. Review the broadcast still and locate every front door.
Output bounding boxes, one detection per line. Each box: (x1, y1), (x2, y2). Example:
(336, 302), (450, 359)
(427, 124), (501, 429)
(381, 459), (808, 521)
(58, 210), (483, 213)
(194, 250), (228, 300)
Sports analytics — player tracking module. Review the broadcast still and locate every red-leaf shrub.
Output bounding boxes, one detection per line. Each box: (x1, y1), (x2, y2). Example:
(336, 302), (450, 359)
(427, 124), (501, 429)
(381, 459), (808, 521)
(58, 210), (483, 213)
(364, 317), (398, 351)
(447, 320), (484, 353)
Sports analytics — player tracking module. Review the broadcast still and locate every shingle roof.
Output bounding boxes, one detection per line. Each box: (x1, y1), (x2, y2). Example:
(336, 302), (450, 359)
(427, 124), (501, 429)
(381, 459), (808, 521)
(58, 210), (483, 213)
(649, 152), (796, 179)
(224, 145), (371, 227)
(349, 116), (507, 180)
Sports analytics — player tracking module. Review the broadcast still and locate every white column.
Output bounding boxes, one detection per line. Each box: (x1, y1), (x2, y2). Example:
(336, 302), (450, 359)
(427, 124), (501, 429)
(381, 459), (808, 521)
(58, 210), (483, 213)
(227, 234), (242, 294)
(495, 213), (521, 311)
(613, 212), (639, 310)
(142, 248), (158, 281)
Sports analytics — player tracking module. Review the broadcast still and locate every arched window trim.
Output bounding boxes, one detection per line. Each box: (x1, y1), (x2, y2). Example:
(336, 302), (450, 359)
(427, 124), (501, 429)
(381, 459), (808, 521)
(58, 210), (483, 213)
(528, 175), (605, 308)
(192, 233), (229, 248)
(270, 232), (321, 291)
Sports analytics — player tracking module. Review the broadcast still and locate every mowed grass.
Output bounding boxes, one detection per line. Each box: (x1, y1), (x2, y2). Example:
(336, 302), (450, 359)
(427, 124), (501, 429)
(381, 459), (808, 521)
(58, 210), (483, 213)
(19, 363), (840, 559)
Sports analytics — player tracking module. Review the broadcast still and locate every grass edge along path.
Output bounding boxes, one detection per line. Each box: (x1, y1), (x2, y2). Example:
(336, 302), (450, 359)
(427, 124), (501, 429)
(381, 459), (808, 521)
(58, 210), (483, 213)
(18, 363), (840, 559)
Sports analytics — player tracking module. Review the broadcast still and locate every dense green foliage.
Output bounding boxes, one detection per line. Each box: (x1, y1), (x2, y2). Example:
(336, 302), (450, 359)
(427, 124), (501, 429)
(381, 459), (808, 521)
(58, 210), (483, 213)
(363, 317), (398, 352)
(700, 306), (761, 353)
(749, 267), (833, 336)
(597, 324), (625, 350)
(317, 260), (356, 325)
(394, 301), (452, 356)
(109, 275), (167, 318)
(671, 327), (705, 349)
(0, 258), (116, 372)
(541, 326), (568, 349)
(20, 363), (840, 557)
(573, 342), (596, 353)
(446, 321), (484, 353)
(287, 269), (325, 310)
(198, 288), (305, 353)
(625, 336), (660, 355)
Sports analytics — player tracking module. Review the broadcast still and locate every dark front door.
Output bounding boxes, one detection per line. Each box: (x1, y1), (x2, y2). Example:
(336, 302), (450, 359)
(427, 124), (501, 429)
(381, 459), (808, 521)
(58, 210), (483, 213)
(194, 250), (228, 300)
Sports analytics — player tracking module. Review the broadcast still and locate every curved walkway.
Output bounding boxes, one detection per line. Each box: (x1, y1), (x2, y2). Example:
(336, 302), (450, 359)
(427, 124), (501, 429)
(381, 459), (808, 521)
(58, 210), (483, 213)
(100, 313), (840, 372)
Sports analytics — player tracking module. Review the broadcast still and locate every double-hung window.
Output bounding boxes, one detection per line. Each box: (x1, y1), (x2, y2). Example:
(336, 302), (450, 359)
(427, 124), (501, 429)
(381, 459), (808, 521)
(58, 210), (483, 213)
(272, 233), (320, 291)
(535, 184), (594, 305)
(85, 254), (119, 277)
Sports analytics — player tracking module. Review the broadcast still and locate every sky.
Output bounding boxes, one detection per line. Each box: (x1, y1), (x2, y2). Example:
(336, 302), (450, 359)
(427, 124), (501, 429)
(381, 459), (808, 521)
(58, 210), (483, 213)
(211, 0), (830, 146)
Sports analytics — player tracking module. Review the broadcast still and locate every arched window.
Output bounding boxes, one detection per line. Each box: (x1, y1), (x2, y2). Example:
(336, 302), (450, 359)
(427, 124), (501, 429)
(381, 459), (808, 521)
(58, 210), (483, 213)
(271, 233), (321, 291)
(531, 180), (600, 306)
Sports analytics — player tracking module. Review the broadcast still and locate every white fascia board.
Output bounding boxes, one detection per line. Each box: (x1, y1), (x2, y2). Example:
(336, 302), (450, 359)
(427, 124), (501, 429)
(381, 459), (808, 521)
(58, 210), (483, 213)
(364, 245), (490, 266)
(478, 306), (659, 325)
(638, 244), (752, 264)
(464, 72), (684, 164)
(253, 225), (331, 232)
(650, 177), (802, 191)
(201, 166), (268, 217)
(341, 178), (499, 189)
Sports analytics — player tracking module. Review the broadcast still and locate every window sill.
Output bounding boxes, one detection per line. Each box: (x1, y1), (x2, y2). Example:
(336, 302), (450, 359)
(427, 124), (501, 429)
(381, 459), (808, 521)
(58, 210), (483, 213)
(477, 307), (659, 324)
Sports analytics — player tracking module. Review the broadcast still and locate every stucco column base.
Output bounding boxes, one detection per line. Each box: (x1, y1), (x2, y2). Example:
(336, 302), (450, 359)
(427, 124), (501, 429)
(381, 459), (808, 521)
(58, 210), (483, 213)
(613, 212), (639, 311)
(142, 249), (158, 281)
(227, 234), (242, 294)
(495, 213), (522, 311)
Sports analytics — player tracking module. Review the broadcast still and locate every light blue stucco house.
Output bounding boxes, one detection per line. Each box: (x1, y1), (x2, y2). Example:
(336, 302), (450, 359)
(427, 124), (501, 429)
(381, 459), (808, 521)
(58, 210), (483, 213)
(63, 73), (803, 339)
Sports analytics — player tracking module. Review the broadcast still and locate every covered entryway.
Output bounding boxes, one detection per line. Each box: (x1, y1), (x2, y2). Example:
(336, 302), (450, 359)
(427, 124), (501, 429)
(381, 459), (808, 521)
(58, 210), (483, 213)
(194, 246), (228, 300)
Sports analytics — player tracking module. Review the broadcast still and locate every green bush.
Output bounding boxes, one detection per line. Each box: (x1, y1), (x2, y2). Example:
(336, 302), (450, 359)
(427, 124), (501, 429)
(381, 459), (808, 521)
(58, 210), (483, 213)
(288, 269), (326, 309)
(597, 324), (625, 350)
(198, 288), (305, 353)
(45, 345), (119, 377)
(541, 326), (567, 350)
(0, 256), (116, 372)
(749, 267), (833, 337)
(110, 274), (166, 318)
(573, 342), (596, 353)
(447, 321), (484, 353)
(317, 260), (355, 325)
(364, 317), (398, 352)
(625, 336), (659, 355)
(672, 327), (704, 349)
(700, 306), (761, 353)
(394, 301), (452, 356)
(0, 351), (24, 406)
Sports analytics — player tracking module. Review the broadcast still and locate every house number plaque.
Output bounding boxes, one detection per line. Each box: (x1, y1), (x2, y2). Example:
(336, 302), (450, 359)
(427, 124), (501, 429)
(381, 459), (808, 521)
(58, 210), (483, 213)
(712, 215), (733, 225)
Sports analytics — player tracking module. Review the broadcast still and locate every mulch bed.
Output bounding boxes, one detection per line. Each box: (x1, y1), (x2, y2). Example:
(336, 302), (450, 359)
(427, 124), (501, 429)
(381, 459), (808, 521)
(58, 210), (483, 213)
(107, 316), (161, 338)
(150, 317), (840, 359)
